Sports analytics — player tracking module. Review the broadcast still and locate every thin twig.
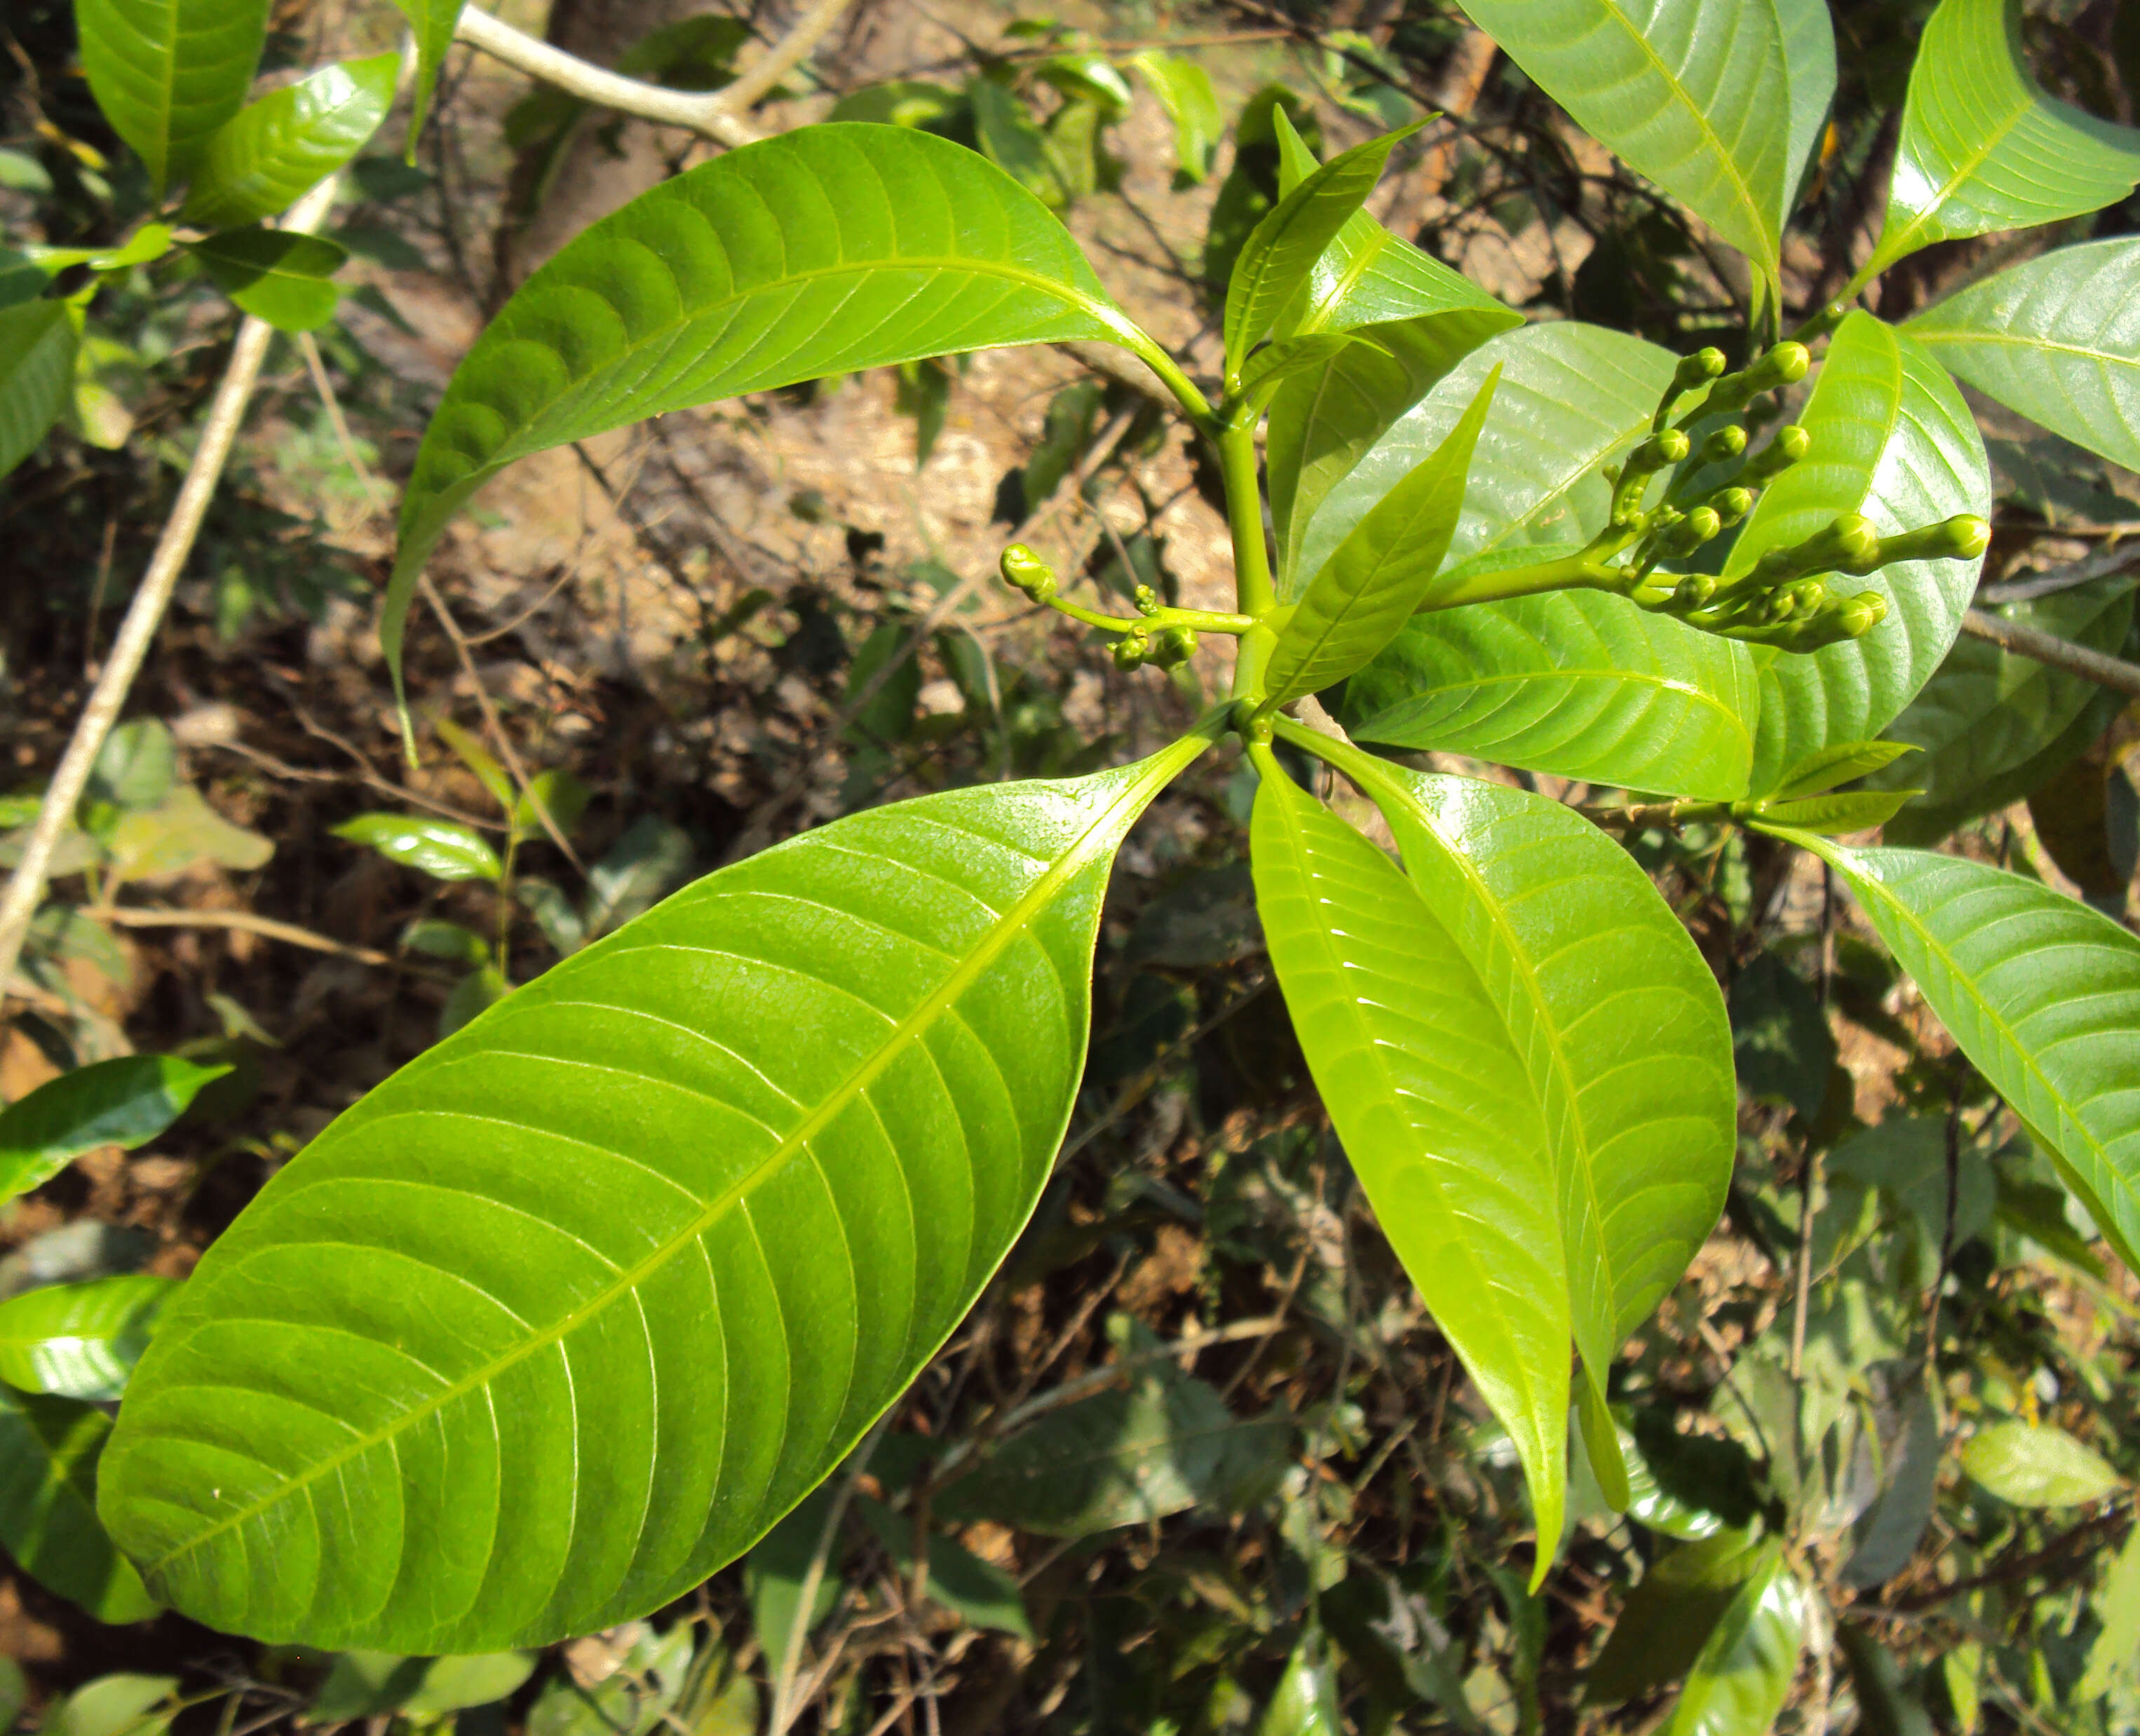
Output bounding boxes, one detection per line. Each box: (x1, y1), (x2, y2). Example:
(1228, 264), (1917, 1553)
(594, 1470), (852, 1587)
(1976, 538), (2140, 604)
(0, 176), (341, 1001)
(1958, 606), (2140, 698)
(90, 906), (395, 967)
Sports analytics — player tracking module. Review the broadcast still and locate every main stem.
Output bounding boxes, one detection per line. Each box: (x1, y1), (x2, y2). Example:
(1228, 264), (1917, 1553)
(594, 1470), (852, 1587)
(0, 177), (339, 1001)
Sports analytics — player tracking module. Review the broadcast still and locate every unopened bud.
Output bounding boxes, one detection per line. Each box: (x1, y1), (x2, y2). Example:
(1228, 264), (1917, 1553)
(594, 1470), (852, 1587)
(1630, 429), (1691, 471)
(1152, 625), (1198, 667)
(1001, 543), (1056, 602)
(1658, 506), (1721, 557)
(1714, 487), (1755, 525)
(1766, 576), (1827, 621)
(1676, 348), (1728, 392)
(1837, 592), (1888, 637)
(1752, 341), (1810, 388)
(1112, 627), (1151, 669)
(1700, 425), (1747, 466)
(1745, 426), (1809, 481)
(1875, 513), (1991, 565)
(1133, 583), (1159, 615)
(1674, 574), (1716, 609)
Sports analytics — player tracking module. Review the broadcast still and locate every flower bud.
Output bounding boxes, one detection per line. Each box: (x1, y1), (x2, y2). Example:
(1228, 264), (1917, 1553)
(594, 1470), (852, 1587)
(1674, 574), (1716, 609)
(1714, 487), (1755, 525)
(1658, 506), (1721, 557)
(1630, 428), (1691, 470)
(1133, 583), (1159, 616)
(1700, 424), (1747, 466)
(1112, 627), (1151, 669)
(1675, 348), (1728, 393)
(1000, 543), (1057, 602)
(1837, 591), (1888, 637)
(1752, 341), (1810, 388)
(1151, 625), (1198, 667)
(1874, 513), (1991, 565)
(1744, 425), (1809, 480)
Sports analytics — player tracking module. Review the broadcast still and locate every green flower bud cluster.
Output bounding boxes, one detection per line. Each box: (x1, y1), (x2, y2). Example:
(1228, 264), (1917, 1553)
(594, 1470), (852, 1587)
(1000, 543), (1057, 603)
(1111, 622), (1198, 670)
(998, 541), (1204, 671)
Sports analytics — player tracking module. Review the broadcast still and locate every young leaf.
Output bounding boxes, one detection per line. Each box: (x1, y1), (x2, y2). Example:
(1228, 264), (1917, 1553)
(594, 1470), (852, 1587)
(1728, 312), (1991, 794)
(1588, 1530), (1768, 1704)
(1236, 332), (1374, 408)
(390, 0), (466, 156)
(188, 229), (348, 332)
(1797, 839), (2140, 1277)
(1865, 0), (2140, 279)
(1130, 52), (1221, 184)
(1773, 739), (1919, 799)
(0, 1056), (230, 1204)
(1960, 1420), (2121, 1507)
(46, 1674), (177, 1736)
(388, 126), (1132, 715)
(1249, 762), (1571, 1575)
(0, 301), (79, 481)
(1905, 240), (2140, 473)
(99, 732), (1214, 1650)
(436, 717), (513, 810)
(1858, 571), (2134, 846)
(1452, 0), (1794, 283)
(73, 0), (269, 193)
(0, 1274), (176, 1402)
(1263, 367), (1498, 706)
(180, 53), (398, 229)
(1222, 123), (1421, 379)
(0, 1385), (160, 1623)
(1662, 1549), (1810, 1736)
(1296, 733), (1735, 1479)
(333, 813), (503, 881)
(1745, 787), (1916, 834)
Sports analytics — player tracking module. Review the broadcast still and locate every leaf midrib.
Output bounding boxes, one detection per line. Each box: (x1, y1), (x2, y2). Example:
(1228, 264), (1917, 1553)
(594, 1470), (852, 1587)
(1875, 39), (2034, 271)
(1363, 662), (1751, 740)
(1911, 327), (2140, 373)
(139, 740), (1200, 1580)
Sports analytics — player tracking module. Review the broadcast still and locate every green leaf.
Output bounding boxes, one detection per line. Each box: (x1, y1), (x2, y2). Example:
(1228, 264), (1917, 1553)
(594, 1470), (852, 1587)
(388, 127), (1130, 716)
(1237, 332), (1375, 407)
(2077, 1521), (2140, 1700)
(333, 813), (503, 881)
(852, 1495), (1033, 1638)
(313, 1651), (536, 1721)
(47, 1676), (177, 1736)
(1224, 123), (1421, 378)
(1835, 1625), (1937, 1736)
(86, 719), (176, 811)
(1662, 1549), (1810, 1736)
(1294, 733), (1735, 1447)
(99, 735), (1210, 1650)
(0, 1275), (176, 1402)
(105, 786), (274, 888)
(439, 967), (508, 1040)
(180, 53), (397, 229)
(1745, 787), (1916, 834)
(1728, 311), (1991, 795)
(0, 1385), (159, 1623)
(745, 1486), (841, 1692)
(1250, 763), (1571, 1573)
(1960, 1419), (2120, 1507)
(1865, 0), (2140, 279)
(73, 0), (269, 192)
(1452, 0), (1794, 282)
(1799, 838), (2140, 1279)
(1589, 1530), (1767, 1704)
(1860, 571), (2134, 846)
(513, 768), (592, 844)
(525, 1622), (696, 1736)
(1257, 1629), (1344, 1736)
(188, 227), (348, 332)
(0, 1056), (230, 1204)
(1773, 739), (1918, 799)
(1906, 240), (2140, 474)
(1130, 52), (1221, 183)
(1777, 0), (1838, 215)
(1728, 952), (1834, 1120)
(968, 76), (1062, 207)
(435, 716), (513, 811)
(389, 0), (466, 154)
(0, 300), (79, 480)
(584, 815), (695, 938)
(1843, 1376), (1941, 1589)
(1264, 367), (1497, 706)
(400, 919), (490, 965)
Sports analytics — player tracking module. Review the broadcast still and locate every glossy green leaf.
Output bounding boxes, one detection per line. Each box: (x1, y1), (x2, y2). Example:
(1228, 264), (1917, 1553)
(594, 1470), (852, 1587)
(47, 1676), (176, 1736)
(314, 1650), (536, 1721)
(1862, 571), (2134, 846)
(0, 300), (78, 480)
(1866, 0), (2140, 278)
(389, 127), (1130, 710)
(334, 812), (502, 881)
(2077, 1522), (2140, 1700)
(1332, 323), (1759, 797)
(0, 1385), (159, 1623)
(1800, 839), (2140, 1277)
(0, 1275), (176, 1402)
(1238, 333), (1373, 408)
(389, 0), (464, 154)
(73, 0), (269, 192)
(189, 229), (348, 332)
(1257, 1629), (1343, 1736)
(1961, 1420), (2120, 1507)
(1452, 0), (1793, 280)
(1223, 123), (1418, 377)
(1773, 739), (1918, 799)
(1265, 369), (1497, 705)
(180, 53), (397, 229)
(1292, 732), (1734, 1447)
(0, 1056), (230, 1204)
(1662, 1549), (1810, 1736)
(853, 1495), (1032, 1638)
(100, 736), (1209, 1650)
(1747, 787), (1916, 834)
(1907, 240), (2140, 473)
(1589, 1530), (1766, 1704)
(1130, 52), (1221, 183)
(1250, 763), (1570, 1572)
(1728, 311), (1991, 795)
(1777, 0), (1838, 215)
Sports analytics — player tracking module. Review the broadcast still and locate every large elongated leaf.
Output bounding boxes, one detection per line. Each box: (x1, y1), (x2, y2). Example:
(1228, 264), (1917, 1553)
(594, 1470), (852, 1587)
(1264, 369), (1498, 705)
(1728, 311), (1990, 794)
(390, 0), (465, 154)
(388, 126), (1130, 701)
(1663, 1549), (1810, 1736)
(0, 1055), (229, 1204)
(1864, 571), (2135, 845)
(0, 1385), (159, 1624)
(1777, 0), (1838, 217)
(1453, 0), (1792, 280)
(1249, 764), (1571, 1571)
(1865, 0), (2140, 278)
(180, 53), (398, 229)
(0, 300), (78, 480)
(1326, 323), (1760, 797)
(1906, 240), (2140, 473)
(1296, 735), (1734, 1434)
(1796, 838), (2140, 1277)
(73, 0), (270, 193)
(1223, 125), (1416, 377)
(100, 733), (1211, 1651)
(0, 1275), (176, 1402)
(189, 229), (348, 332)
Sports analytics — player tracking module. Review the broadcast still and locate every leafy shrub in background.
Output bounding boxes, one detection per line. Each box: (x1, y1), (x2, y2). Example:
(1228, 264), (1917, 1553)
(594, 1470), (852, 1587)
(5, 0), (2140, 1728)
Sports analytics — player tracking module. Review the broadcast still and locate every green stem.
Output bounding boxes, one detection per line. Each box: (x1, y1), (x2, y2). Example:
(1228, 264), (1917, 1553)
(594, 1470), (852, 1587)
(1043, 597), (1259, 637)
(1416, 552), (1624, 612)
(1219, 416), (1274, 620)
(1096, 309), (1216, 427)
(1231, 623), (1278, 707)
